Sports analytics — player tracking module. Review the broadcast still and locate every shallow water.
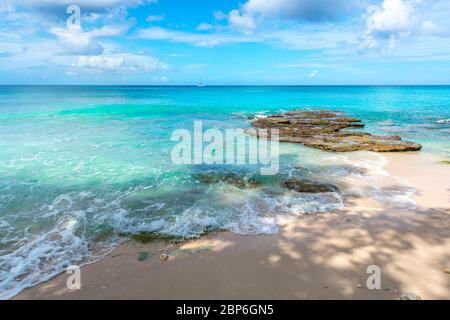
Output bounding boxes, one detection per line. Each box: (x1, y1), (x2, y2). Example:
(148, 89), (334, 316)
(0, 85), (449, 298)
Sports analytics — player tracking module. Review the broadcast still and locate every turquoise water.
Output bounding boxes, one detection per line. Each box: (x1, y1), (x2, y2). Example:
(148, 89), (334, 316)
(0, 85), (449, 298)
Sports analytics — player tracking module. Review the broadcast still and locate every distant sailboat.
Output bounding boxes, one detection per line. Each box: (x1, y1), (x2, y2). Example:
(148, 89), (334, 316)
(197, 80), (206, 87)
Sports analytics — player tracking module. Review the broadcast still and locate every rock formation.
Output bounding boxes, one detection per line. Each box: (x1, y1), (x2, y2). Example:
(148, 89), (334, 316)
(249, 110), (422, 152)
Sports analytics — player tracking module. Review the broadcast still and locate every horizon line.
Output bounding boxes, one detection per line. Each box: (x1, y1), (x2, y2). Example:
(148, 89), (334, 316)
(1, 84), (450, 87)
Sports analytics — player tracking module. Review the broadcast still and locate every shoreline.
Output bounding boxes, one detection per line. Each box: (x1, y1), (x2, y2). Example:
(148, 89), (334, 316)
(13, 151), (450, 300)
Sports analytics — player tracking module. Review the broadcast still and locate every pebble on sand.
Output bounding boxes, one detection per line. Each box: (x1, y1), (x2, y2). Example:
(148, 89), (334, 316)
(400, 292), (422, 300)
(160, 253), (170, 262)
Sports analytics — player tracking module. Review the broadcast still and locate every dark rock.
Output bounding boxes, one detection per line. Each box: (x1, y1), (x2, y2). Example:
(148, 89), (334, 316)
(284, 179), (338, 193)
(160, 253), (169, 262)
(138, 252), (151, 262)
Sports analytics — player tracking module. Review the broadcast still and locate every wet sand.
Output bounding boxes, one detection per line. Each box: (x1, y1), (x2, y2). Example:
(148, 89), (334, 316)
(14, 152), (450, 300)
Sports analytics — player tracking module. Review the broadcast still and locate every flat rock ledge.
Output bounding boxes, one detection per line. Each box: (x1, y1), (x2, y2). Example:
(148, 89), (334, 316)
(248, 110), (422, 152)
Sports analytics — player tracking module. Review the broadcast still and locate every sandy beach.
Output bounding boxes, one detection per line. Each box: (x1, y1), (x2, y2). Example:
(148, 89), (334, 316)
(14, 152), (449, 300)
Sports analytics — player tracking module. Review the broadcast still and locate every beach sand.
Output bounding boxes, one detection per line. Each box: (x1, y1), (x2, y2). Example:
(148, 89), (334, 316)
(14, 152), (450, 300)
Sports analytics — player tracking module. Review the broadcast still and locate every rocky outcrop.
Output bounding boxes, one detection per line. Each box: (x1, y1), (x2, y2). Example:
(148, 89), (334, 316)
(249, 110), (422, 152)
(284, 179), (338, 193)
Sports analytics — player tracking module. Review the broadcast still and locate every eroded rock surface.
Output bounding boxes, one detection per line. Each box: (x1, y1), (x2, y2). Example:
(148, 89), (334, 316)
(284, 179), (338, 193)
(249, 110), (422, 152)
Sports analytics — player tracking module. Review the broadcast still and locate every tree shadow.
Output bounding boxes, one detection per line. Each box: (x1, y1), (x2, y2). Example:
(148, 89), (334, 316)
(11, 165), (450, 300)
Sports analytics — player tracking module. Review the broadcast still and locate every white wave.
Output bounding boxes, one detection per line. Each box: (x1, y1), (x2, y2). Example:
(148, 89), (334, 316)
(436, 118), (450, 124)
(309, 152), (416, 210)
(369, 188), (417, 210)
(231, 111), (269, 120)
(140, 189), (344, 238)
(254, 113), (268, 119)
(0, 190), (129, 300)
(0, 217), (86, 300)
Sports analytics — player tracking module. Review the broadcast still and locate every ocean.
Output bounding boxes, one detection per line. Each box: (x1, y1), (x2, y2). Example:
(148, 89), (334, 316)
(0, 85), (449, 299)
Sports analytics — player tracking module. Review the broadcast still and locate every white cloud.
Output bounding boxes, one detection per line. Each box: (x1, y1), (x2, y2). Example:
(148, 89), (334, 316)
(137, 27), (255, 47)
(366, 0), (416, 36)
(362, 0), (440, 50)
(419, 20), (439, 35)
(76, 55), (124, 71)
(213, 11), (228, 21)
(196, 23), (213, 31)
(263, 25), (358, 50)
(50, 24), (129, 55)
(51, 26), (103, 55)
(12, 0), (156, 27)
(136, 23), (358, 50)
(0, 1), (15, 14)
(222, 0), (364, 35)
(72, 53), (167, 74)
(228, 10), (256, 34)
(1, 0), (134, 57)
(185, 64), (207, 70)
(0, 38), (75, 76)
(89, 24), (129, 37)
(18, 0), (151, 11)
(0, 42), (26, 57)
(146, 14), (164, 22)
(0, 0), (53, 33)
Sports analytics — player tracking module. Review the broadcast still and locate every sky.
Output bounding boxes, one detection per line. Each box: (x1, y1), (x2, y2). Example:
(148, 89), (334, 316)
(0, 0), (450, 85)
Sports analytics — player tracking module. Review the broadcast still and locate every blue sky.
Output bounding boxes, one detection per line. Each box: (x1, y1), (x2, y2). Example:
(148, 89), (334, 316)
(1, 0), (450, 85)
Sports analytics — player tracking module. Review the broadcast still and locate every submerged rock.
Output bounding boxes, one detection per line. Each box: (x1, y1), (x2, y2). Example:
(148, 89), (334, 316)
(250, 109), (422, 152)
(129, 232), (182, 244)
(138, 252), (151, 262)
(193, 172), (260, 189)
(284, 179), (338, 193)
